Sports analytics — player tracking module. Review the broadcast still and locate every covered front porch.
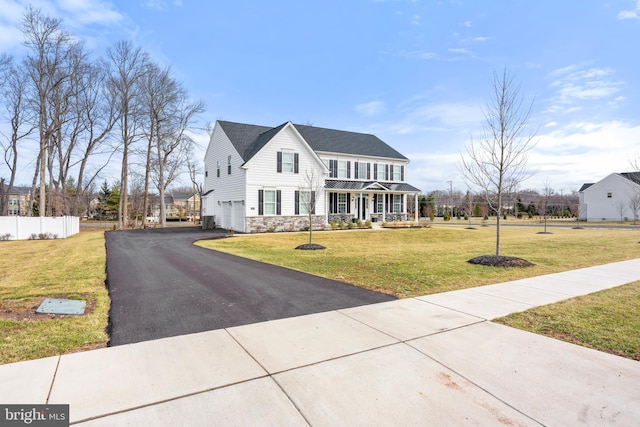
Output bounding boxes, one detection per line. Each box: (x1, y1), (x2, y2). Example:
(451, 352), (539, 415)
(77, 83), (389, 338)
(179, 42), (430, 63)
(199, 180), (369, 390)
(324, 181), (421, 224)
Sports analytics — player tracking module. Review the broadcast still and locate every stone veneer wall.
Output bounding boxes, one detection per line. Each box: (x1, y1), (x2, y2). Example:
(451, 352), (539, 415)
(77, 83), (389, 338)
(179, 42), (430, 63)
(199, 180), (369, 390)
(246, 215), (326, 233)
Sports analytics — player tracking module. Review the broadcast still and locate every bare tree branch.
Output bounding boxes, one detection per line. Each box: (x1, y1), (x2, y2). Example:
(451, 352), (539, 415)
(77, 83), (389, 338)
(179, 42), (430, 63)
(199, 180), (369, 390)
(460, 68), (537, 256)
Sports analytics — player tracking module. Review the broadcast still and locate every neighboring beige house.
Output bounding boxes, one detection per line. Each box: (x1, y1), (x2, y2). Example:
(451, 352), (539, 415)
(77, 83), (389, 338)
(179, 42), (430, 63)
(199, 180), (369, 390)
(4, 186), (31, 216)
(161, 192), (201, 221)
(579, 172), (640, 221)
(202, 120), (421, 233)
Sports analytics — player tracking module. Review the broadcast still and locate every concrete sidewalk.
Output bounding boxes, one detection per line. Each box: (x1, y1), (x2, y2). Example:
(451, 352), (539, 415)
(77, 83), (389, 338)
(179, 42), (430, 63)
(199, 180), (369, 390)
(1, 259), (639, 426)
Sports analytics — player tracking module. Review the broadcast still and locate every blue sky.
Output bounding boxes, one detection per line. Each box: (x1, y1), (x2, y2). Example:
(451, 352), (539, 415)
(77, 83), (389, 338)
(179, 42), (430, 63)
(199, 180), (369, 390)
(1, 0), (639, 195)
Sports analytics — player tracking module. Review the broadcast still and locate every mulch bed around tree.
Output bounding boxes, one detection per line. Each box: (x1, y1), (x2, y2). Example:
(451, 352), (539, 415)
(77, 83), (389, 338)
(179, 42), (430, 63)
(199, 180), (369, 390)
(467, 255), (535, 268)
(295, 243), (327, 250)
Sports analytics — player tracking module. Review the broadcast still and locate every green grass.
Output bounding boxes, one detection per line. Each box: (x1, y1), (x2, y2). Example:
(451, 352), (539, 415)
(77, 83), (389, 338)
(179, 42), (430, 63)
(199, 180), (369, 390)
(2, 225), (638, 364)
(197, 225), (640, 360)
(0, 231), (109, 364)
(496, 281), (640, 361)
(196, 226), (640, 297)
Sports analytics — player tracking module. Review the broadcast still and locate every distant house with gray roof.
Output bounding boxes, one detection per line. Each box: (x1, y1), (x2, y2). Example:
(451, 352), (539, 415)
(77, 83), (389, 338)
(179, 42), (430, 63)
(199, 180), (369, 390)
(202, 120), (421, 233)
(578, 172), (640, 222)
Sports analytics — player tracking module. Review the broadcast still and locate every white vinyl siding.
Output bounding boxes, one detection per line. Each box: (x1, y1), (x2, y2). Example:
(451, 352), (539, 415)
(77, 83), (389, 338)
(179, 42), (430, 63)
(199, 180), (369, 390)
(245, 124), (326, 218)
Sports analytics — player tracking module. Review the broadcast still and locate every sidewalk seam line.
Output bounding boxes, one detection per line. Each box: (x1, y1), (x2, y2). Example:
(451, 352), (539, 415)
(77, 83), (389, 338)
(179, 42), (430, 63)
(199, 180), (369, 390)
(45, 355), (61, 404)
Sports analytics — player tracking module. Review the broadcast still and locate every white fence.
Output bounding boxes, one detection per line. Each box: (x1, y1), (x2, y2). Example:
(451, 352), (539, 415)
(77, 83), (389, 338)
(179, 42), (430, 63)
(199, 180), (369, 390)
(0, 216), (80, 240)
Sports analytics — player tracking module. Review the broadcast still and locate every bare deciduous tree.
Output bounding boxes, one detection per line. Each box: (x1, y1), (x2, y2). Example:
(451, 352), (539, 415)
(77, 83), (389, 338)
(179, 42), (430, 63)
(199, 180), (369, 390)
(0, 55), (36, 215)
(106, 40), (149, 228)
(143, 67), (204, 227)
(298, 170), (323, 245)
(460, 69), (537, 256)
(20, 6), (78, 216)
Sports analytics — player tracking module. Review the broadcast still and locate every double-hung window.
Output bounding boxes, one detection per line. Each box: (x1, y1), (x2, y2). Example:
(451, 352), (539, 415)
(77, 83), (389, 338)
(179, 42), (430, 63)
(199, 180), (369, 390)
(264, 190), (276, 214)
(296, 191), (314, 215)
(227, 155), (232, 175)
(375, 163), (386, 181)
(337, 160), (348, 178)
(337, 193), (347, 213)
(392, 165), (402, 181)
(376, 194), (383, 213)
(356, 162), (369, 179)
(277, 151), (298, 173)
(393, 194), (402, 212)
(259, 189), (281, 215)
(216, 161), (220, 177)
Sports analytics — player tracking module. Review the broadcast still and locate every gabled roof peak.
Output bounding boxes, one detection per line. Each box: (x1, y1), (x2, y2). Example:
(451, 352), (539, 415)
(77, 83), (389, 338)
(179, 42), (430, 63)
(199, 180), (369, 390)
(217, 120), (407, 163)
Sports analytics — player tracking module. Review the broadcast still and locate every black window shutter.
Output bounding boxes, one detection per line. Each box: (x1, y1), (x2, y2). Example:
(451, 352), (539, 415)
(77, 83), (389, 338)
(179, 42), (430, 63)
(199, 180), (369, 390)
(385, 165), (389, 181)
(311, 191), (316, 214)
(373, 164), (377, 179)
(294, 153), (299, 174)
(277, 152), (282, 173)
(329, 160), (336, 178)
(367, 163), (371, 180)
(401, 165), (404, 181)
(354, 162), (359, 178)
(295, 191), (300, 215)
(347, 161), (351, 179)
(258, 190), (264, 215)
(346, 192), (351, 213)
(276, 190), (281, 215)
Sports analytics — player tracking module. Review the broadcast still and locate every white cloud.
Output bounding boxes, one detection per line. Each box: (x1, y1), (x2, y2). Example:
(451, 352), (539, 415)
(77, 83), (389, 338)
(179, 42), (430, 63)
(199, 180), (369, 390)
(144, 0), (183, 10)
(399, 118), (640, 193)
(546, 66), (624, 113)
(448, 47), (471, 55)
(57, 0), (123, 25)
(355, 100), (387, 116)
(526, 120), (640, 189)
(617, 0), (640, 19)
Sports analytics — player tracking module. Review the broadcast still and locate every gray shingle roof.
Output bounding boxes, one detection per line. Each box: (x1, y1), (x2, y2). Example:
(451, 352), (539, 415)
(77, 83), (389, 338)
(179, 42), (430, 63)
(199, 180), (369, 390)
(218, 121), (408, 162)
(578, 183), (594, 192)
(620, 172), (640, 185)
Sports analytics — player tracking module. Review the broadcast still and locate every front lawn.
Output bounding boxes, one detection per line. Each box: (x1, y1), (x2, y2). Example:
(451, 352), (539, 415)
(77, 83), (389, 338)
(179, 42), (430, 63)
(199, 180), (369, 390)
(196, 226), (640, 297)
(0, 231), (109, 364)
(496, 281), (640, 361)
(197, 225), (640, 360)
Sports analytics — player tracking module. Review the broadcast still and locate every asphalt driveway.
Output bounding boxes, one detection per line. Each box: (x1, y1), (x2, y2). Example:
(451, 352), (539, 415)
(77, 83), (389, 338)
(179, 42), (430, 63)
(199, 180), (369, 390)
(105, 227), (395, 345)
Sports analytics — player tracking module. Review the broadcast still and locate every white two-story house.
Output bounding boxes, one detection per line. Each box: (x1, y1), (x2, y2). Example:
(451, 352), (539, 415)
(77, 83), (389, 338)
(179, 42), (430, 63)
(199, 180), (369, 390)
(579, 172), (640, 221)
(202, 120), (421, 233)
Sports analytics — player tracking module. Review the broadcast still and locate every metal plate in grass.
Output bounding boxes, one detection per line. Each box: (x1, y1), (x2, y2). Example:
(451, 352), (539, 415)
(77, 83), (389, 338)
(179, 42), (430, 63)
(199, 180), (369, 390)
(36, 298), (86, 315)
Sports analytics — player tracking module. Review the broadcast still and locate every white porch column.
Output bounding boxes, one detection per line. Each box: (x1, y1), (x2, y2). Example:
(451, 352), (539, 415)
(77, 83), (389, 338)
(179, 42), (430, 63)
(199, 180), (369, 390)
(382, 194), (386, 223)
(403, 194), (407, 220)
(414, 193), (419, 222)
(324, 190), (328, 225)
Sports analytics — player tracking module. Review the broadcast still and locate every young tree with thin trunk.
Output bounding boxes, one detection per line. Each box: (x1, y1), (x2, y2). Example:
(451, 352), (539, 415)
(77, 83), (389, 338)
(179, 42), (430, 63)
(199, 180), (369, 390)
(460, 69), (537, 257)
(298, 169), (322, 245)
(541, 178), (553, 233)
